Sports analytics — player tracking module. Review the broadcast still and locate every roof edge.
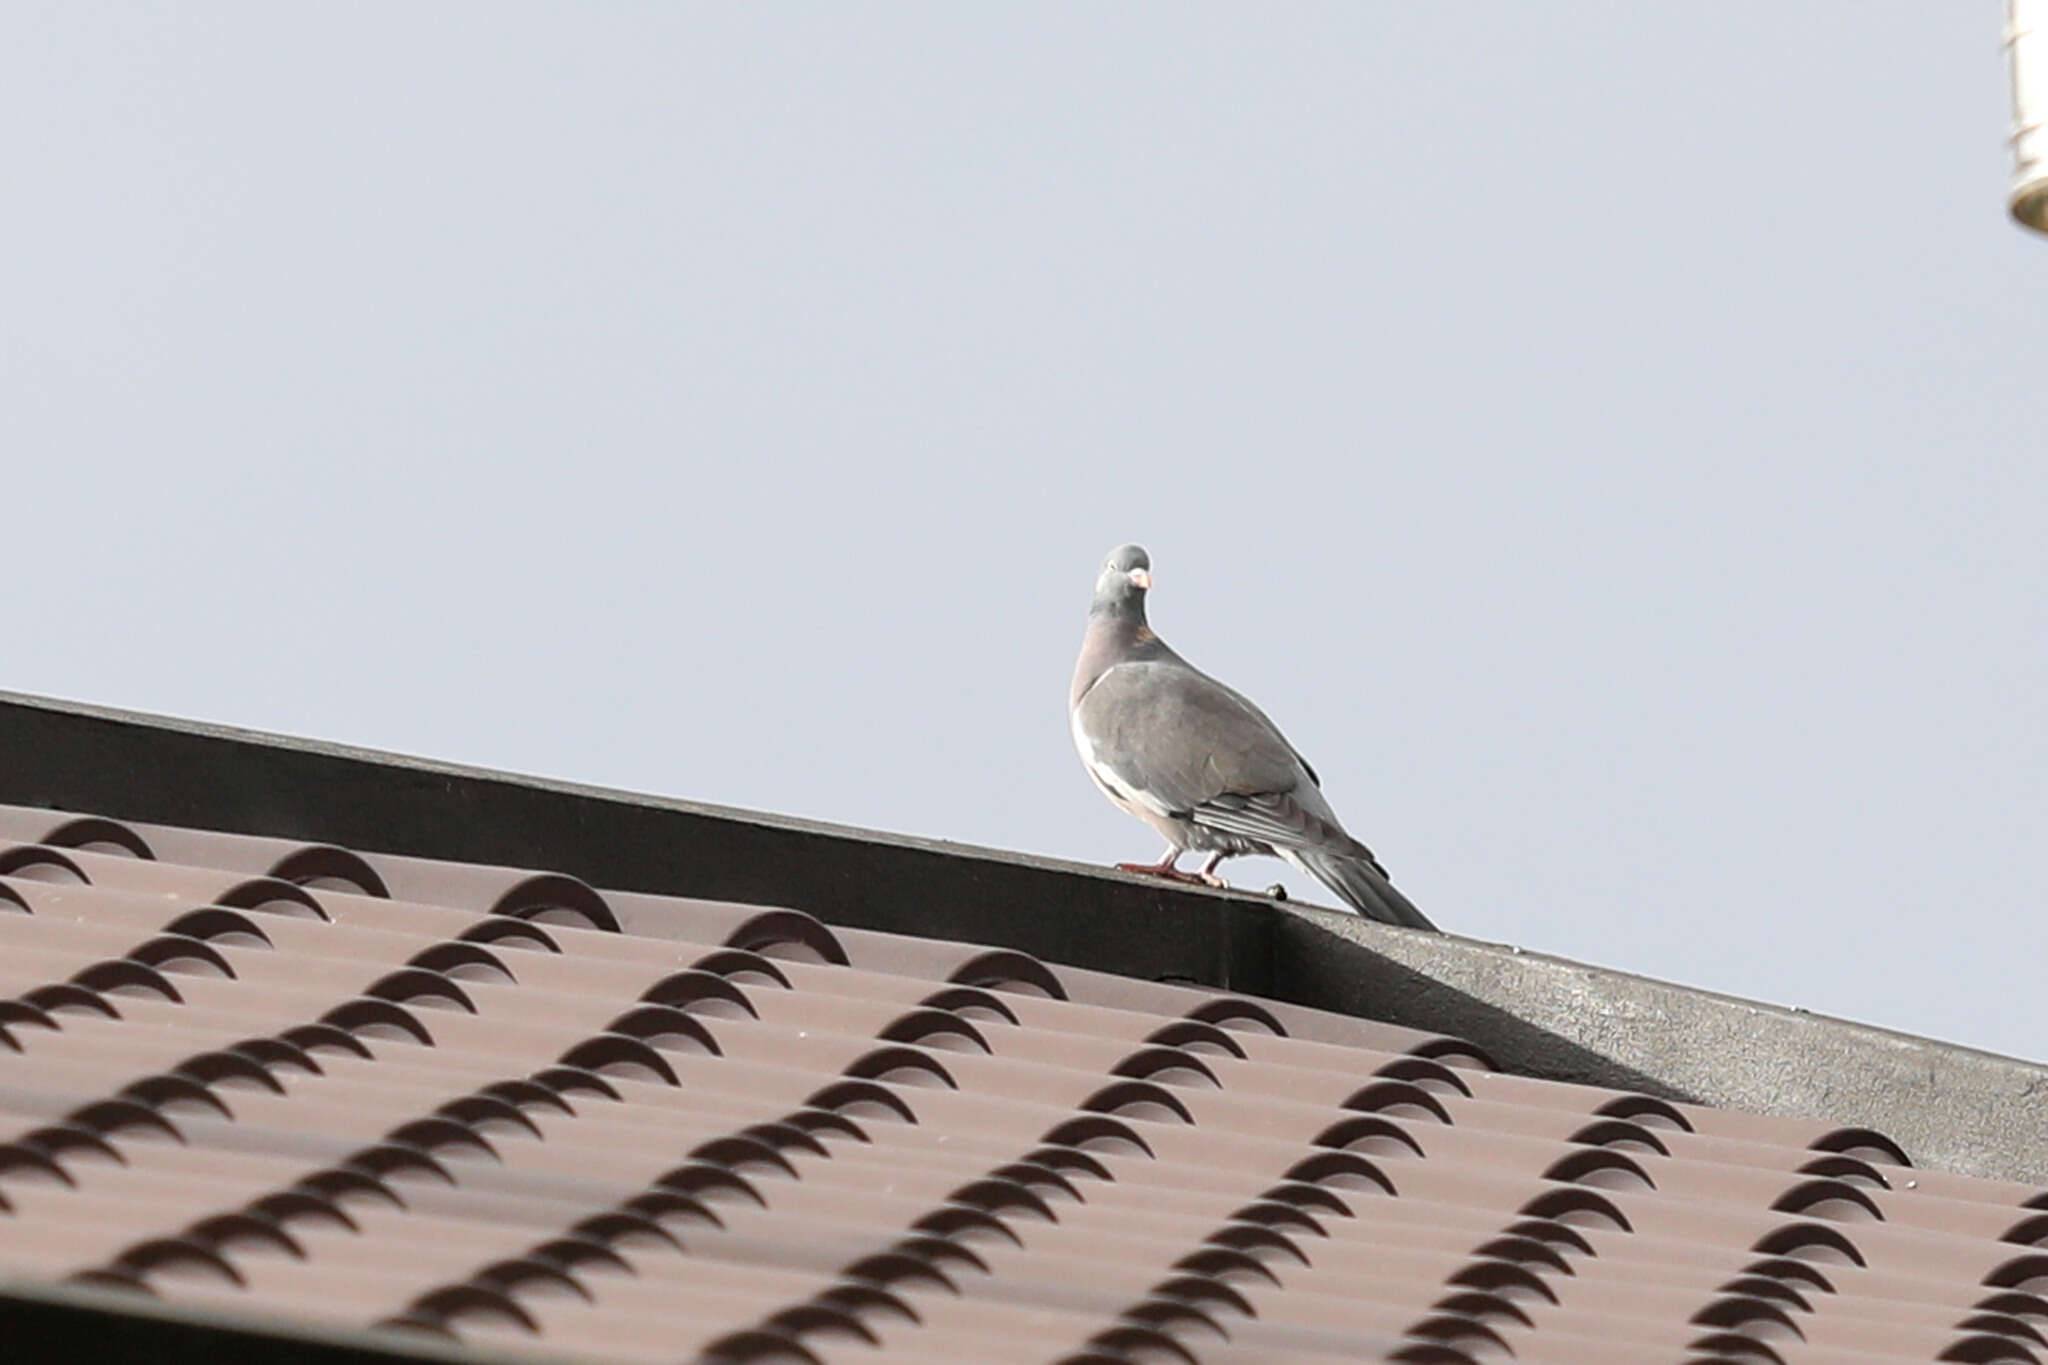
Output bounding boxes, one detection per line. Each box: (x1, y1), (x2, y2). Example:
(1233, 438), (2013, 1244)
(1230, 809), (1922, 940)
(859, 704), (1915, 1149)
(1275, 907), (2048, 1183)
(5, 689), (2045, 1183)
(0, 689), (1277, 994)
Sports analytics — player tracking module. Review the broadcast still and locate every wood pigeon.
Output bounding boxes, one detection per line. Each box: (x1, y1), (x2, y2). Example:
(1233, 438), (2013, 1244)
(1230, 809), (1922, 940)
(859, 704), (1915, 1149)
(1070, 543), (1436, 930)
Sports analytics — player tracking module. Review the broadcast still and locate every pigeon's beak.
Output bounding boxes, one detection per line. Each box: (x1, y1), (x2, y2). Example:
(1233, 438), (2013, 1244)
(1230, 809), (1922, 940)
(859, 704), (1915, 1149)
(1127, 569), (1151, 590)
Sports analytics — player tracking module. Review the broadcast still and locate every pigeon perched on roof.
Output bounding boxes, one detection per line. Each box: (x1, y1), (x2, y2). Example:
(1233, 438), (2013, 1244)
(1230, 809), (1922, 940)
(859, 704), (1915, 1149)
(1069, 544), (1436, 930)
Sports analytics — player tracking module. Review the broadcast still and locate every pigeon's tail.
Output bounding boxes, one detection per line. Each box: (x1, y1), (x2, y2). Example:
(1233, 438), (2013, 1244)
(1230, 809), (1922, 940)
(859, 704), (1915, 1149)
(1283, 848), (1438, 931)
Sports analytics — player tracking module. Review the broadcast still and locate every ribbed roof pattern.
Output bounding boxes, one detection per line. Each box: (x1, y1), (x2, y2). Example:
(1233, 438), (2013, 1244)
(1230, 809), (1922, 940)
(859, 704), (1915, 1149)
(2, 803), (2044, 1365)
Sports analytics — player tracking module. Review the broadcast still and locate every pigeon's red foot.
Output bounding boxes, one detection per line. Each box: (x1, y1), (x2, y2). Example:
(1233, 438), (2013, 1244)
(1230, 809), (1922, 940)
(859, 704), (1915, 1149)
(1114, 859), (1210, 886)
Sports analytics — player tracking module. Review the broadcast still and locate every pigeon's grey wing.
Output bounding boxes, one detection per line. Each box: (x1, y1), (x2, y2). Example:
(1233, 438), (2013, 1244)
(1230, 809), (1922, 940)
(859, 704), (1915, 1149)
(1072, 659), (1309, 818)
(1189, 788), (1373, 864)
(1079, 663), (1393, 870)
(1204, 680), (1320, 788)
(1202, 788), (1436, 929)
(1077, 657), (1437, 931)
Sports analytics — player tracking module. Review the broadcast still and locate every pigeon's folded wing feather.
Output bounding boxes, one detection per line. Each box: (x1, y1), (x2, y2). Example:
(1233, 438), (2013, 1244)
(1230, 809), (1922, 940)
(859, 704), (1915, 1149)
(1074, 659), (1315, 817)
(1188, 790), (1384, 865)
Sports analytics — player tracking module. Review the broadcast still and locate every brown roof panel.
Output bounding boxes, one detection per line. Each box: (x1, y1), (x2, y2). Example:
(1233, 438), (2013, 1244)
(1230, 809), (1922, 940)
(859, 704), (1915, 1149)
(3, 799), (2043, 1365)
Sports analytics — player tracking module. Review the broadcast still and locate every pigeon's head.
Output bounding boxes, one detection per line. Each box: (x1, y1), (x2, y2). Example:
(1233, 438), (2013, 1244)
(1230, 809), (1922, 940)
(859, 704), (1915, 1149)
(1091, 543), (1152, 618)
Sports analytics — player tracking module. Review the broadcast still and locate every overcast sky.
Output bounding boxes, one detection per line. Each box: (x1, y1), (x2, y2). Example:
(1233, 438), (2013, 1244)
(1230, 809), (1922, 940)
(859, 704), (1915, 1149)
(6, 7), (2043, 1062)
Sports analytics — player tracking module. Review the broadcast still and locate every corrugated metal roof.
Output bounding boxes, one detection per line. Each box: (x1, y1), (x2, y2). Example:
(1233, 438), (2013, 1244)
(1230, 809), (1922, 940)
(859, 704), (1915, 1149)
(1, 801), (2043, 1365)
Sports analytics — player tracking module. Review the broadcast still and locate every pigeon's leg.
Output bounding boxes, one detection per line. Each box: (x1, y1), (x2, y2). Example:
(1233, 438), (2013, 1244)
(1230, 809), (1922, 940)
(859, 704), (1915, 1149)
(1196, 852), (1231, 889)
(1116, 845), (1209, 885)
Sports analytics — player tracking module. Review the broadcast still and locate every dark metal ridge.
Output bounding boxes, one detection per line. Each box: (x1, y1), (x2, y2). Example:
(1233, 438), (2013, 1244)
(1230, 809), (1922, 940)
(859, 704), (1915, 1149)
(1276, 910), (2048, 1184)
(0, 690), (1275, 997)
(4, 690), (2046, 1184)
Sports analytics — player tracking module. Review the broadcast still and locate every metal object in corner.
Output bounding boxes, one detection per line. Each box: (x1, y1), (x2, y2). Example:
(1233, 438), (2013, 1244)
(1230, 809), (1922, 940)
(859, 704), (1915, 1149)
(2013, 0), (2048, 232)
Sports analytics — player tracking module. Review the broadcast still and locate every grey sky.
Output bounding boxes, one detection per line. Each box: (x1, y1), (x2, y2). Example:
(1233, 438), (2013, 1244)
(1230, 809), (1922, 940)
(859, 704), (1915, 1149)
(6, 7), (2043, 1060)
